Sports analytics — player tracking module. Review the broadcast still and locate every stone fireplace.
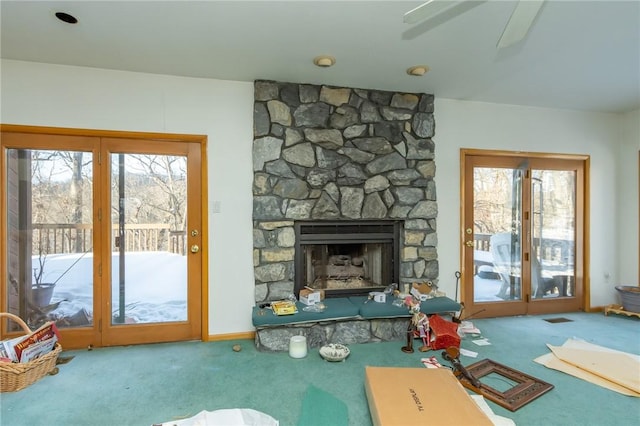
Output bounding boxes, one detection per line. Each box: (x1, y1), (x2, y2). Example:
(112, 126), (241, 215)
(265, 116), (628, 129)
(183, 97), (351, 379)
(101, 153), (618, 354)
(294, 220), (400, 297)
(253, 80), (438, 303)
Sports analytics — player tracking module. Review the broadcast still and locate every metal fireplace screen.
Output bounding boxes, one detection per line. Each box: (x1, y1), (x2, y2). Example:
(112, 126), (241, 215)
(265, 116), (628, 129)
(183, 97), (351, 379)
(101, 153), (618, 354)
(294, 221), (400, 298)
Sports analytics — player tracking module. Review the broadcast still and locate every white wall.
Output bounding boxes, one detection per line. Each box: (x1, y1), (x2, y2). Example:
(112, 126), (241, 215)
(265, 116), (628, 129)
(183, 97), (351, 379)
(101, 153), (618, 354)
(0, 59), (256, 335)
(617, 109), (640, 285)
(1, 60), (631, 335)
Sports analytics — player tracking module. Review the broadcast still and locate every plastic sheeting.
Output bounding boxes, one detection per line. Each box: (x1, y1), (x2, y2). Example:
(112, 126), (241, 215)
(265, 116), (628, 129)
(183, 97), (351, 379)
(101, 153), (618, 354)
(155, 408), (279, 426)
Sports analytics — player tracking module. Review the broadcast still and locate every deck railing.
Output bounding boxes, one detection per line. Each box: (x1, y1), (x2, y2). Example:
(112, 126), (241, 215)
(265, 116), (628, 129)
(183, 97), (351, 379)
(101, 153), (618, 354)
(32, 223), (186, 256)
(473, 232), (573, 266)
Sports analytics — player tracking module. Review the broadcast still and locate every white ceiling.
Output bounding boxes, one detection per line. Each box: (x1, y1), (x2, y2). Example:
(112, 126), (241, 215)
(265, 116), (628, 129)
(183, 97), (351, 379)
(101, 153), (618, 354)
(1, 1), (639, 114)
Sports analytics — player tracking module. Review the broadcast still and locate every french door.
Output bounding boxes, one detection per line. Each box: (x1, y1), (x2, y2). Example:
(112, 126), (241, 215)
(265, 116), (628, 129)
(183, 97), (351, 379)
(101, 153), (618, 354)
(461, 150), (587, 318)
(1, 127), (205, 349)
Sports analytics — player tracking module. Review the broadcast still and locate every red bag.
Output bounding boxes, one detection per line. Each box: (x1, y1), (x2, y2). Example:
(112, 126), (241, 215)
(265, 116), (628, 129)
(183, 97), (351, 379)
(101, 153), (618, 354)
(428, 314), (460, 350)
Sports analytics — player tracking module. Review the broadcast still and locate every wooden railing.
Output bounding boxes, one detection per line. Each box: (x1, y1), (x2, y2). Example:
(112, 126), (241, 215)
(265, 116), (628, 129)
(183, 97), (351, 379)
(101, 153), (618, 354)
(473, 232), (573, 266)
(32, 224), (186, 256)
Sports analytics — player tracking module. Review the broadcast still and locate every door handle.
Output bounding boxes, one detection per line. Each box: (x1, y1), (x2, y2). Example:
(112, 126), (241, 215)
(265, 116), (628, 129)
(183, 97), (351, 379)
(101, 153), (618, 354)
(190, 244), (200, 253)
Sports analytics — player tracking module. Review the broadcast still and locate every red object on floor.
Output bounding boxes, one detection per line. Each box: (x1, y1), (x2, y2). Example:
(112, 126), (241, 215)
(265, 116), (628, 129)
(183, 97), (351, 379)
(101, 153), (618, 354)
(428, 314), (460, 350)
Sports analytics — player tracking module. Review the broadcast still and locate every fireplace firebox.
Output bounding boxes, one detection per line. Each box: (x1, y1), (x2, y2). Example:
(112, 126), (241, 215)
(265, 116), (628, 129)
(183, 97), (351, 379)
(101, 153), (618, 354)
(294, 221), (401, 298)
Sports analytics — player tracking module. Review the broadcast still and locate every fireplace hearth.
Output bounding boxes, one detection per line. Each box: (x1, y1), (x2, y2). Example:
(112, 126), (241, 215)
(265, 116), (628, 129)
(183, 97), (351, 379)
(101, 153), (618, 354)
(294, 221), (400, 297)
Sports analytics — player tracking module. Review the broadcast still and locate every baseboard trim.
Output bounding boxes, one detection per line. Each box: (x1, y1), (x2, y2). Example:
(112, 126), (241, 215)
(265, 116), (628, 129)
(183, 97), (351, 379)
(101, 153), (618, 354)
(207, 331), (255, 342)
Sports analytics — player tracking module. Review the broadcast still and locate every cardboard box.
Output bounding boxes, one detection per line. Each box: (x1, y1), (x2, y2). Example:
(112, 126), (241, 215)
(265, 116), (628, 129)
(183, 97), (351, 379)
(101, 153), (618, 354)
(364, 366), (493, 426)
(299, 288), (324, 305)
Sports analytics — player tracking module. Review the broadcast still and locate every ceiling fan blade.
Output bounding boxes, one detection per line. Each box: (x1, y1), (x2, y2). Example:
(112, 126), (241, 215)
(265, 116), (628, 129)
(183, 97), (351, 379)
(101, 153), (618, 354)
(403, 0), (462, 24)
(497, 0), (545, 49)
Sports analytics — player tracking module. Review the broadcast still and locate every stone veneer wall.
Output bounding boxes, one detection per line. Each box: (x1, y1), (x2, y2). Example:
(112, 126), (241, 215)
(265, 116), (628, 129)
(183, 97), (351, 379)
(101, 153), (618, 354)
(252, 80), (438, 303)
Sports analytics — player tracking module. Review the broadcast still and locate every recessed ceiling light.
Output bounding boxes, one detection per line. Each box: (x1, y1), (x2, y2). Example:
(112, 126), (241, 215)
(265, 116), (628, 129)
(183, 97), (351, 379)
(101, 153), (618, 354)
(406, 65), (430, 76)
(55, 12), (78, 24)
(313, 55), (336, 68)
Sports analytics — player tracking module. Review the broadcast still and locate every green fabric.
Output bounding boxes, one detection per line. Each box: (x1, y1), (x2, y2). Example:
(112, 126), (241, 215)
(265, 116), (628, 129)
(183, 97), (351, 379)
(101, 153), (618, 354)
(252, 297), (360, 327)
(351, 295), (461, 318)
(297, 385), (348, 426)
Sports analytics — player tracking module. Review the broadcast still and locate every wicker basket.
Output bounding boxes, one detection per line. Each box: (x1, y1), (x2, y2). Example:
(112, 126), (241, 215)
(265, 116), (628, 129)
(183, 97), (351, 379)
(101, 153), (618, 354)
(0, 312), (62, 392)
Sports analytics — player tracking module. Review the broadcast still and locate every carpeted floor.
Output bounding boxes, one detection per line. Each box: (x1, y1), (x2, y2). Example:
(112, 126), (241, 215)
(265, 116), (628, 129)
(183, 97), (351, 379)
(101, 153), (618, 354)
(1, 312), (639, 426)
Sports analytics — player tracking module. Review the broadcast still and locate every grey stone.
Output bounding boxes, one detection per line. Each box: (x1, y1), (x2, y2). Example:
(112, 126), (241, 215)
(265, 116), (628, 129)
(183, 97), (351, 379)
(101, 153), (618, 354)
(401, 262), (414, 278)
(352, 137), (393, 155)
(391, 93), (419, 110)
(254, 102), (270, 136)
(394, 187), (424, 205)
(261, 248), (295, 263)
(337, 177), (365, 186)
(364, 175), (390, 193)
(424, 232), (438, 247)
(343, 124), (367, 139)
(394, 141), (407, 157)
(255, 283), (268, 302)
(370, 91), (392, 105)
(268, 279), (295, 299)
(267, 100), (291, 126)
(312, 192), (341, 219)
(285, 199), (314, 219)
(316, 147), (349, 169)
(362, 192), (388, 218)
(330, 105), (360, 129)
(418, 94), (435, 113)
(304, 128), (344, 149)
(294, 103), (331, 127)
(387, 169), (421, 185)
(412, 112), (435, 138)
(361, 101), (381, 123)
(405, 219), (428, 230)
(320, 86), (351, 106)
(340, 187), (364, 219)
(300, 84), (319, 103)
(253, 136), (283, 171)
(253, 196), (283, 219)
(324, 182), (340, 202)
(389, 205), (411, 218)
(408, 200), (438, 219)
(414, 259), (427, 278)
(381, 107), (412, 121)
(382, 189), (395, 207)
(338, 163), (367, 180)
(371, 319), (405, 341)
(405, 133), (435, 160)
(273, 178), (309, 199)
(418, 247), (438, 261)
(285, 128), (303, 146)
(365, 152), (407, 174)
(416, 160), (436, 178)
(280, 84), (300, 107)
(271, 124), (284, 137)
(255, 81), (278, 101)
(253, 173), (271, 195)
(306, 168), (335, 188)
(253, 229), (266, 248)
(423, 261), (439, 279)
(373, 121), (404, 142)
(338, 147), (375, 164)
(282, 143), (315, 168)
(254, 263), (286, 282)
(426, 180), (437, 200)
(332, 321), (371, 344)
(265, 159), (296, 178)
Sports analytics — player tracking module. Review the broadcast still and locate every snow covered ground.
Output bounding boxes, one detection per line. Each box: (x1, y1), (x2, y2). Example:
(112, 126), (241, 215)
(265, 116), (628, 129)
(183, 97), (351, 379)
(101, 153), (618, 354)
(37, 251), (187, 325)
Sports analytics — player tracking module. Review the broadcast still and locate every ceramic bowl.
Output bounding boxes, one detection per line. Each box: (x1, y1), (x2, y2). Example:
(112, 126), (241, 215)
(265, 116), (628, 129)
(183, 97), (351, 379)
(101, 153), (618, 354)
(319, 343), (350, 362)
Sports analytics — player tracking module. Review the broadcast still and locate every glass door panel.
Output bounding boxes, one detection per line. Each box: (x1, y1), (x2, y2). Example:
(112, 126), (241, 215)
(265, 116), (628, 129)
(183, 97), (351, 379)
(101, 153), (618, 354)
(109, 153), (188, 326)
(5, 148), (94, 331)
(531, 169), (576, 300)
(472, 166), (523, 303)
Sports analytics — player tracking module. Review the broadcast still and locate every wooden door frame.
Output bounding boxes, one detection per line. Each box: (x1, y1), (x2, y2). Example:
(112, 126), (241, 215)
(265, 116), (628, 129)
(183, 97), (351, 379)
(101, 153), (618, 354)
(460, 148), (591, 318)
(0, 124), (209, 347)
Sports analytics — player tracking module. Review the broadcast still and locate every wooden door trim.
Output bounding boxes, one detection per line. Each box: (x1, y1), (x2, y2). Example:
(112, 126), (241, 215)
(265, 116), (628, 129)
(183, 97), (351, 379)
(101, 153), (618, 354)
(0, 125), (208, 346)
(460, 149), (590, 318)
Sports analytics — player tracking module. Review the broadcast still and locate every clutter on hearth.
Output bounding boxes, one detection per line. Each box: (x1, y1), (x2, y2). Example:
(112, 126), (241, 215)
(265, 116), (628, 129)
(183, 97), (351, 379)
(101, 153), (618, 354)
(400, 287), (461, 354)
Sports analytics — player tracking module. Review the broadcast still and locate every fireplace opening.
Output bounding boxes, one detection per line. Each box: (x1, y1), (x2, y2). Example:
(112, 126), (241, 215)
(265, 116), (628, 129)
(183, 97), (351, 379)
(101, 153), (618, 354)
(294, 221), (401, 298)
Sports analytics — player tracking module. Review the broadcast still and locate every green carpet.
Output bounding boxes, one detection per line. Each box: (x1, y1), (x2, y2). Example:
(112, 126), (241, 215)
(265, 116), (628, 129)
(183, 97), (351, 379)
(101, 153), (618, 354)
(297, 385), (348, 426)
(1, 312), (638, 426)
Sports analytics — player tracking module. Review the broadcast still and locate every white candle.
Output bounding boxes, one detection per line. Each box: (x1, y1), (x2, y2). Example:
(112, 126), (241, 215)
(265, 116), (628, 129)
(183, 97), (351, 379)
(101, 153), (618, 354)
(289, 335), (307, 358)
